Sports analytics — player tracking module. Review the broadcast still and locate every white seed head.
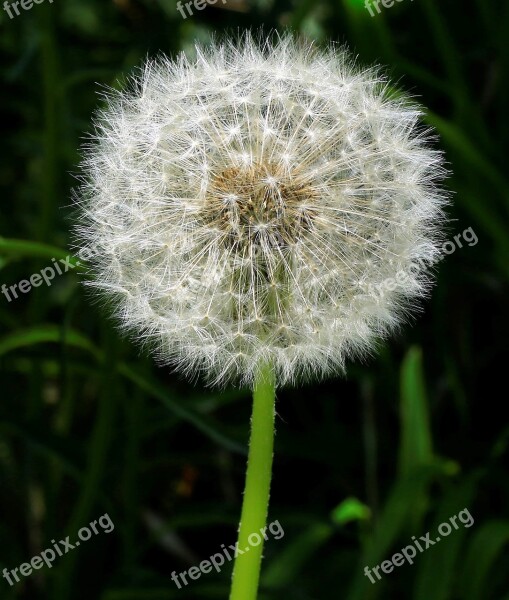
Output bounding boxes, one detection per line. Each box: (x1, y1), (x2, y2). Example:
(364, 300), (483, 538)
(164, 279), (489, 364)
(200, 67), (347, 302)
(74, 33), (448, 387)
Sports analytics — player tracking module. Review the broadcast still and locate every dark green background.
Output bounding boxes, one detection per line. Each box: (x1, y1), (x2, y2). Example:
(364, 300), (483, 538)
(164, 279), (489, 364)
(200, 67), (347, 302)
(1, 0), (508, 598)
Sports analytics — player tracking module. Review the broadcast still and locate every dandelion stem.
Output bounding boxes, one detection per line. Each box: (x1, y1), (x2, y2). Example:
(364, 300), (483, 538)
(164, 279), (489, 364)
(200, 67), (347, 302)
(229, 362), (276, 600)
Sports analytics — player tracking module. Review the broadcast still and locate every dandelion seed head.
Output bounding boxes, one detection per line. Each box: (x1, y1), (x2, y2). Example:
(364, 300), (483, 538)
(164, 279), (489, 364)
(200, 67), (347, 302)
(74, 33), (448, 387)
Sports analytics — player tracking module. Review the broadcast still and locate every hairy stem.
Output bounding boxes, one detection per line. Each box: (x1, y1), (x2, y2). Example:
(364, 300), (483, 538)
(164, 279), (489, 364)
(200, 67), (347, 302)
(229, 363), (276, 600)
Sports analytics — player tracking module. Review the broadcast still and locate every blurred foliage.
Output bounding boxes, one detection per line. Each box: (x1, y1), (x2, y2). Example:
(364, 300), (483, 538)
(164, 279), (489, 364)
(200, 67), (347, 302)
(1, 0), (509, 599)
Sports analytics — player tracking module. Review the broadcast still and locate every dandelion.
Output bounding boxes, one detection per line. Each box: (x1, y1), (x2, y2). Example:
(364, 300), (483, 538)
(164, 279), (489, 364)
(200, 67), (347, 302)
(74, 33), (447, 600)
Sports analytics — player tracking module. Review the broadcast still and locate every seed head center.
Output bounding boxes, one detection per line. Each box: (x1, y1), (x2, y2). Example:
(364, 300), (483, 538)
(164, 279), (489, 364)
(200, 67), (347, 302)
(205, 161), (317, 247)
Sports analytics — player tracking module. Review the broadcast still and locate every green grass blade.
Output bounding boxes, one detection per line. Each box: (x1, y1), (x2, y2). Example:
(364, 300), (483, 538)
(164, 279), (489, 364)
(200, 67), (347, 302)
(460, 520), (509, 600)
(0, 325), (246, 455)
(0, 237), (77, 264)
(398, 346), (433, 477)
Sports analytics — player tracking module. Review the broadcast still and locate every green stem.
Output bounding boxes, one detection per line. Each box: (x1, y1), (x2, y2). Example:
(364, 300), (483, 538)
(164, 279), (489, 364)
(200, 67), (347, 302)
(229, 363), (276, 600)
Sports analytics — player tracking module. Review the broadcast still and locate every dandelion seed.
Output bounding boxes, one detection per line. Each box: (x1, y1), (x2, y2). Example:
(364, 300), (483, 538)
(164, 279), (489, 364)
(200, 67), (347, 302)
(74, 35), (446, 389)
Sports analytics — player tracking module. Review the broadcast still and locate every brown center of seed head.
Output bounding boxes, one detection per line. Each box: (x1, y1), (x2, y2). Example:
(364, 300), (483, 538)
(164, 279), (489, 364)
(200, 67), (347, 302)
(205, 161), (318, 249)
